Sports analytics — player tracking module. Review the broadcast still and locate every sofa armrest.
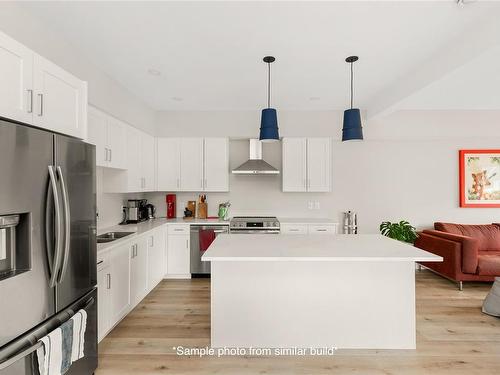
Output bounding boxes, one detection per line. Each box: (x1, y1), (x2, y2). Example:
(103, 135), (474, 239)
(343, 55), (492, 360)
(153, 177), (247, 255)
(422, 230), (479, 274)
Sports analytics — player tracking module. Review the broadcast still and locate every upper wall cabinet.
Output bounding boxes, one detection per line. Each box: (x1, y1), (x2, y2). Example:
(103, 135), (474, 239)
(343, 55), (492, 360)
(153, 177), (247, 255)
(33, 54), (87, 139)
(0, 32), (33, 125)
(0, 31), (87, 139)
(157, 137), (229, 192)
(157, 138), (181, 191)
(204, 137), (229, 192)
(180, 138), (204, 191)
(141, 132), (156, 191)
(282, 137), (331, 192)
(87, 106), (127, 169)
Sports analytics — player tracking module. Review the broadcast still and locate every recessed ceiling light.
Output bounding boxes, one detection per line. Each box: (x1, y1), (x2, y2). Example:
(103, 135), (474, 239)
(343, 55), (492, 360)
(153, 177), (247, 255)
(171, 97), (183, 102)
(147, 68), (161, 76)
(309, 97), (321, 101)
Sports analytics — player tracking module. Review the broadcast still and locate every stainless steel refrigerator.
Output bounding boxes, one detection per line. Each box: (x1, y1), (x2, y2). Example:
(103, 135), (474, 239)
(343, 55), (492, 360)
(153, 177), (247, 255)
(0, 118), (97, 375)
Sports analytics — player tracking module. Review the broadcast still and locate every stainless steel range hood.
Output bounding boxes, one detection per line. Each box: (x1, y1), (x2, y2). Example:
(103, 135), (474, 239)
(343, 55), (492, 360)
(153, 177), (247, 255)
(232, 139), (280, 175)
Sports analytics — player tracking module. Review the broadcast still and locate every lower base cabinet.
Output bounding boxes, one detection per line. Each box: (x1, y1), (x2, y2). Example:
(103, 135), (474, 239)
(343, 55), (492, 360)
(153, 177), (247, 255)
(130, 238), (148, 305)
(166, 231), (190, 277)
(148, 228), (165, 288)
(97, 224), (174, 342)
(97, 261), (111, 343)
(97, 243), (131, 342)
(109, 245), (131, 324)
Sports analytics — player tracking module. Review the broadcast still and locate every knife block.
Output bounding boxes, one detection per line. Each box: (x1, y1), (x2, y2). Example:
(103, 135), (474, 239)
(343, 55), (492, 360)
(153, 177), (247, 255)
(197, 202), (207, 219)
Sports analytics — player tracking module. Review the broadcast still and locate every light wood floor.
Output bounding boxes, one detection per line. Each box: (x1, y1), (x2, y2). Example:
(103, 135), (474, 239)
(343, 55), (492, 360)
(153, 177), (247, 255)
(97, 271), (500, 374)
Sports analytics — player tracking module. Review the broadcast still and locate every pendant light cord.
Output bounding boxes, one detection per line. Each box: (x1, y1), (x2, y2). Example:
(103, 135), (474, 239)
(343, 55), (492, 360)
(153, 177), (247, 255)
(350, 62), (354, 109)
(267, 62), (271, 108)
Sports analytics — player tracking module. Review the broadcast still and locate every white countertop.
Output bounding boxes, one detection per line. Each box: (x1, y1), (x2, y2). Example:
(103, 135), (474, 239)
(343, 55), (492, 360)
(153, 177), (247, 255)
(97, 217), (229, 253)
(279, 218), (338, 224)
(202, 234), (442, 262)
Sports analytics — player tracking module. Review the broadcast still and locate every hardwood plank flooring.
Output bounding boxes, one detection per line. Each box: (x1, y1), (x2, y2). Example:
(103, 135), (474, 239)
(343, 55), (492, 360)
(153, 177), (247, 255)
(97, 271), (500, 375)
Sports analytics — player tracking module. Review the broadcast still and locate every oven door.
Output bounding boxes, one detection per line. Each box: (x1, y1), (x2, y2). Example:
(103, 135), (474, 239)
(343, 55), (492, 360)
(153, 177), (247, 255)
(229, 229), (280, 234)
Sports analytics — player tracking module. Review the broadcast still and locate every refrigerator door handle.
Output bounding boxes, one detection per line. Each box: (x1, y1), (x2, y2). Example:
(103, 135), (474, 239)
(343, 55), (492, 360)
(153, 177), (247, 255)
(57, 166), (71, 284)
(47, 166), (63, 288)
(0, 296), (95, 371)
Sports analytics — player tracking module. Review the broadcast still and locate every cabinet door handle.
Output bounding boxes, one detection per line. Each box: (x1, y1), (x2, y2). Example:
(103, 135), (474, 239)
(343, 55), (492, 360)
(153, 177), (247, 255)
(27, 89), (33, 113)
(109, 148), (112, 162)
(289, 229), (299, 232)
(150, 236), (154, 247)
(200, 179), (203, 189)
(37, 93), (43, 116)
(107, 273), (111, 289)
(176, 178), (180, 189)
(186, 239), (189, 249)
(204, 179), (207, 189)
(316, 229), (327, 232)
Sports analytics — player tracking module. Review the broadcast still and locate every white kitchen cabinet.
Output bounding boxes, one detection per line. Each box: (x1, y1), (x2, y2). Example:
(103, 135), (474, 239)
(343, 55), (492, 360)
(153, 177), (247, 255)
(308, 224), (337, 234)
(0, 31), (87, 139)
(97, 259), (111, 343)
(282, 138), (307, 192)
(204, 137), (229, 192)
(87, 107), (127, 169)
(166, 225), (190, 277)
(157, 138), (181, 191)
(281, 223), (338, 235)
(109, 244), (131, 324)
(141, 133), (156, 191)
(307, 138), (332, 192)
(0, 31), (33, 125)
(126, 125), (143, 192)
(106, 117), (127, 169)
(282, 137), (331, 192)
(147, 228), (165, 290)
(130, 238), (148, 305)
(87, 107), (108, 167)
(33, 54), (87, 139)
(157, 137), (228, 192)
(180, 138), (204, 191)
(280, 224), (309, 235)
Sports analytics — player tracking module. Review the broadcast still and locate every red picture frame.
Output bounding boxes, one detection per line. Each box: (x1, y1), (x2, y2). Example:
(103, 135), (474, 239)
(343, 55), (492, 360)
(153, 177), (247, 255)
(459, 149), (500, 208)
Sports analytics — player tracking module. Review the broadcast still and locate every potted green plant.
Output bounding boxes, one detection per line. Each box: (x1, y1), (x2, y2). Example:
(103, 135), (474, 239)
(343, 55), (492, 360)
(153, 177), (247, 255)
(380, 220), (418, 244)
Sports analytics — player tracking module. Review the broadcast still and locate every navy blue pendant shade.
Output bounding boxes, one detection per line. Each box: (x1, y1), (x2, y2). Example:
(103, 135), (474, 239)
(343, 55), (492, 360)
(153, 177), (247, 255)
(342, 55), (363, 141)
(342, 108), (363, 141)
(259, 108), (279, 142)
(259, 56), (279, 142)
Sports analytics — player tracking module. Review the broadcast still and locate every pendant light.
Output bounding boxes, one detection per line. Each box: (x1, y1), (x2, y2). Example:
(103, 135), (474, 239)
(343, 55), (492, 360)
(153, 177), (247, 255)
(342, 56), (363, 141)
(259, 56), (279, 142)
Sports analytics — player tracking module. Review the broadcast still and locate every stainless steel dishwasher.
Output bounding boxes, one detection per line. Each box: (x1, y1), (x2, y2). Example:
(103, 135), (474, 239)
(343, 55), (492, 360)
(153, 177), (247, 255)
(190, 225), (229, 276)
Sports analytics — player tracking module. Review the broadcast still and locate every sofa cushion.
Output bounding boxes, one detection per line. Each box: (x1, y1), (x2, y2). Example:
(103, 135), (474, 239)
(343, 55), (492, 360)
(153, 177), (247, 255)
(434, 223), (500, 251)
(477, 251), (500, 276)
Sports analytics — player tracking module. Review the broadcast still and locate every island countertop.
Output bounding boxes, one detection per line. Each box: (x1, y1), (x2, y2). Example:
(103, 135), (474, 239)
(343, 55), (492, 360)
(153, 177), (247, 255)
(202, 234), (442, 262)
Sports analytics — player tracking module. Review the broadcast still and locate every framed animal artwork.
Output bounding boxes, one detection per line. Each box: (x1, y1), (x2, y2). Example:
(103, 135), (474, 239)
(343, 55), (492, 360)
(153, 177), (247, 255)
(459, 150), (500, 208)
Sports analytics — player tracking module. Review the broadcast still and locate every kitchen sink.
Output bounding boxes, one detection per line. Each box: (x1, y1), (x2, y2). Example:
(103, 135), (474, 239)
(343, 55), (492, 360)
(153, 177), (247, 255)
(97, 231), (134, 243)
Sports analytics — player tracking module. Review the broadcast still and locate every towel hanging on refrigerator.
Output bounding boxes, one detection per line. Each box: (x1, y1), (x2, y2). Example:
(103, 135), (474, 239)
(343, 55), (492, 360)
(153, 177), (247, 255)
(36, 309), (87, 375)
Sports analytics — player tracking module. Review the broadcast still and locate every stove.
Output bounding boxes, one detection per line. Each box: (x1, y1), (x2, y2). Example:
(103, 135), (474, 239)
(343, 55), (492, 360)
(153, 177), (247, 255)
(229, 216), (280, 234)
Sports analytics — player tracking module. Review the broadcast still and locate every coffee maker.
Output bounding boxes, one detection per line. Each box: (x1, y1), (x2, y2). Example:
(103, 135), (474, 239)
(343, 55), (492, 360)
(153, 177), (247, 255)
(126, 199), (148, 223)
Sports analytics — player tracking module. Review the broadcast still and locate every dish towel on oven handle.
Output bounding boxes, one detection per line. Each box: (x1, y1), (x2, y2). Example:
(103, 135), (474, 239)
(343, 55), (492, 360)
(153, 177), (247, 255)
(36, 309), (87, 375)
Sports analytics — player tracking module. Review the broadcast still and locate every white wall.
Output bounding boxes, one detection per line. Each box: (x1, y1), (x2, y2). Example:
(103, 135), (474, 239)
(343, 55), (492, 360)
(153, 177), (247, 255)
(0, 2), (156, 135)
(146, 109), (500, 233)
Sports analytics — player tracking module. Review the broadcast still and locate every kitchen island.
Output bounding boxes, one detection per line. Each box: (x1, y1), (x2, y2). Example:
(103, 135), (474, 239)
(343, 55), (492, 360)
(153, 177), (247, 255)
(202, 234), (442, 350)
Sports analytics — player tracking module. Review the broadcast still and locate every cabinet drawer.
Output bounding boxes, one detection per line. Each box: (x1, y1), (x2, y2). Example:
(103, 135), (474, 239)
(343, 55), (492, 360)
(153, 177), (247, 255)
(168, 225), (190, 235)
(308, 225), (337, 234)
(281, 224), (308, 235)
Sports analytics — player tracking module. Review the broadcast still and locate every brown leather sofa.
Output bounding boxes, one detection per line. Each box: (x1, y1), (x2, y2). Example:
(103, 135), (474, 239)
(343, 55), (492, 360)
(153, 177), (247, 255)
(414, 222), (500, 290)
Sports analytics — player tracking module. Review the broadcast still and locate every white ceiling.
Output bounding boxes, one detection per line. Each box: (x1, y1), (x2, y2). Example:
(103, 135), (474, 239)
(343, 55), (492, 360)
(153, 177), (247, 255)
(18, 1), (500, 112)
